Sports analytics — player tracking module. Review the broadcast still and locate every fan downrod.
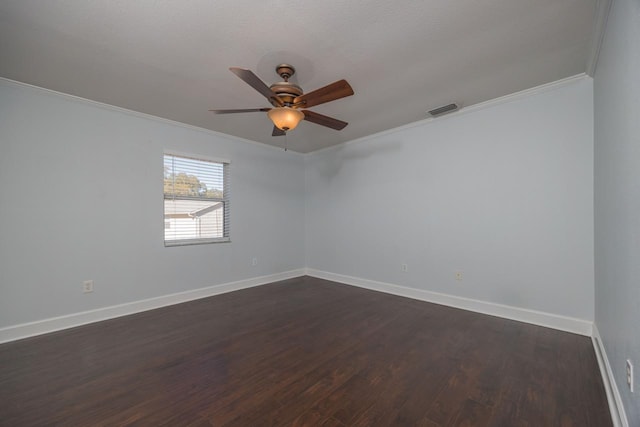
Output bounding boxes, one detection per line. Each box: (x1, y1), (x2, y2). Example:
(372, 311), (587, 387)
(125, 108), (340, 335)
(276, 64), (296, 80)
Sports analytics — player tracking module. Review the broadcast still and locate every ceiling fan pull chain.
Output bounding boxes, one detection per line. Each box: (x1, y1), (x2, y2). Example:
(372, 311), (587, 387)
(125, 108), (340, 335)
(284, 132), (288, 151)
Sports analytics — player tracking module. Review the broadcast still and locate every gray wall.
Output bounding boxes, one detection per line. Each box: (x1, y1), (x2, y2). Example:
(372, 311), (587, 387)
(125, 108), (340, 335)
(0, 80), (306, 327)
(594, 0), (640, 422)
(306, 78), (594, 320)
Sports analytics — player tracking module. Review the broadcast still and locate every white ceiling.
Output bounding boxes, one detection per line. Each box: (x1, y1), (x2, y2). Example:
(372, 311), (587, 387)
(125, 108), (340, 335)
(0, 0), (598, 153)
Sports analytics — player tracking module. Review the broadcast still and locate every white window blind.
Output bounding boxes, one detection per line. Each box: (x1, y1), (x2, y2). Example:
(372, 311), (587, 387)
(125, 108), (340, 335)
(163, 153), (230, 246)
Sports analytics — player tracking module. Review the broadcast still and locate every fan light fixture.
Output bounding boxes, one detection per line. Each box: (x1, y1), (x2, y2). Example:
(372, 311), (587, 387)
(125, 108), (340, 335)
(268, 107), (304, 131)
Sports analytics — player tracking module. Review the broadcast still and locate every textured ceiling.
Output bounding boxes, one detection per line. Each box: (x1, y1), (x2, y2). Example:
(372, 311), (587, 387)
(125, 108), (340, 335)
(0, 0), (598, 152)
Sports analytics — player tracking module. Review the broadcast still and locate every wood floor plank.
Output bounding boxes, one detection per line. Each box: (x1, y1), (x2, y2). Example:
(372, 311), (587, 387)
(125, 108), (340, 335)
(0, 276), (612, 426)
(451, 398), (492, 426)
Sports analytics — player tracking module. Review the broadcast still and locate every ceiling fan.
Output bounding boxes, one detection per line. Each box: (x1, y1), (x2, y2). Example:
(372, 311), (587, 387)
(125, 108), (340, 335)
(209, 64), (354, 136)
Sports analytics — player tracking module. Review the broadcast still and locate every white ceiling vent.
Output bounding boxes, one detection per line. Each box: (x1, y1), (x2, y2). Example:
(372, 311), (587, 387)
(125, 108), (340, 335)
(427, 103), (460, 117)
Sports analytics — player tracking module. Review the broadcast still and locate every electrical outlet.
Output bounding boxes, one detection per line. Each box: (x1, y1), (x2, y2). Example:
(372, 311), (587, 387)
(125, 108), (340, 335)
(401, 263), (408, 272)
(252, 257), (258, 266)
(627, 359), (634, 392)
(455, 271), (463, 281)
(82, 280), (94, 293)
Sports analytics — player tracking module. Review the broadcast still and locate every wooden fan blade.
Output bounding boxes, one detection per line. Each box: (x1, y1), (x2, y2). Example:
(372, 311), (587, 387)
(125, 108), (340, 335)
(229, 67), (284, 106)
(302, 110), (348, 130)
(209, 108), (271, 114)
(293, 80), (354, 109)
(272, 126), (286, 137)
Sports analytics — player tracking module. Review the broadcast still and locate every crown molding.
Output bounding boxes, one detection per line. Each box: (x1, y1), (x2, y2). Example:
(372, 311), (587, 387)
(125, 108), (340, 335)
(0, 77), (303, 156)
(586, 0), (613, 77)
(308, 73), (589, 156)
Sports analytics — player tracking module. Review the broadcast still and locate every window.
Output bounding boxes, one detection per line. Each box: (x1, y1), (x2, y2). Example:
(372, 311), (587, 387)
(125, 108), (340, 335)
(163, 153), (230, 246)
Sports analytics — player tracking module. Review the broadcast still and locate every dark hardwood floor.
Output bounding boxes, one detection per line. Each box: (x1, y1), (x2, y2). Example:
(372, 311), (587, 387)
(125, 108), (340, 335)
(0, 276), (612, 426)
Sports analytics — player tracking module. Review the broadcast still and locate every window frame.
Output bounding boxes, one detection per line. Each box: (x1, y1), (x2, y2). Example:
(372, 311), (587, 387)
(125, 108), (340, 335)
(163, 151), (231, 247)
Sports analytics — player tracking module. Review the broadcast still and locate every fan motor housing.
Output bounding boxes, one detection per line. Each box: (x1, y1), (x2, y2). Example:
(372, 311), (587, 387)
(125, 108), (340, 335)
(270, 81), (303, 104)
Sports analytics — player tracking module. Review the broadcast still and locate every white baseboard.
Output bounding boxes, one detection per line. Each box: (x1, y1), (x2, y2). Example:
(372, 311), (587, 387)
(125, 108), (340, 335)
(0, 269), (306, 344)
(305, 269), (593, 336)
(592, 324), (629, 427)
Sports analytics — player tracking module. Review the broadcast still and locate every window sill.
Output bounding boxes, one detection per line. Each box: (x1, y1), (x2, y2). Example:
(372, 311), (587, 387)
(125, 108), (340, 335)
(164, 237), (231, 247)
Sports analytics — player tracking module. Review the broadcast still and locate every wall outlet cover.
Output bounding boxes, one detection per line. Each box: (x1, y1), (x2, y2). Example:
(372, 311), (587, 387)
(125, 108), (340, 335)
(82, 280), (94, 293)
